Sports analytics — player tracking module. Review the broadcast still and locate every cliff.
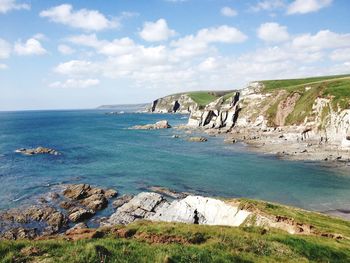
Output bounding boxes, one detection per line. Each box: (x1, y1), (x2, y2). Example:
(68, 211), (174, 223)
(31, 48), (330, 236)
(146, 90), (235, 114)
(185, 75), (350, 148)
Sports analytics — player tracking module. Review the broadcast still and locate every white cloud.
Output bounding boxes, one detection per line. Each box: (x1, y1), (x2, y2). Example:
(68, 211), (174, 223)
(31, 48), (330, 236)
(50, 25), (350, 96)
(58, 44), (75, 55)
(0, 63), (8, 69)
(250, 0), (286, 12)
(330, 48), (350, 61)
(0, 0), (29, 14)
(0, 38), (11, 58)
(14, 38), (47, 56)
(49, 78), (100, 89)
(221, 7), (238, 17)
(198, 57), (218, 71)
(257, 22), (289, 43)
(171, 25), (247, 57)
(287, 0), (332, 15)
(292, 30), (350, 51)
(139, 19), (176, 42)
(40, 4), (118, 31)
(54, 60), (98, 76)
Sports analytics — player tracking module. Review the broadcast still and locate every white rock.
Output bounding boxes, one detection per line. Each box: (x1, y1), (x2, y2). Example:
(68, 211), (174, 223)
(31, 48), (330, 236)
(151, 196), (251, 227)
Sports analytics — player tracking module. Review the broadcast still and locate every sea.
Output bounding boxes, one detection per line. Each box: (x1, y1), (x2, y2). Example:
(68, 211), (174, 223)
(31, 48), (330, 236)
(0, 108), (349, 216)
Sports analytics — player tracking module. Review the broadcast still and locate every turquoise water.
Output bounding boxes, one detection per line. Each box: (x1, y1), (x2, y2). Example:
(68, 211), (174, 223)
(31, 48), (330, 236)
(0, 110), (349, 214)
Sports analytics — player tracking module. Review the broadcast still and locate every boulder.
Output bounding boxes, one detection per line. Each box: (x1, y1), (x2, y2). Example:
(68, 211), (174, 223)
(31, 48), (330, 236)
(80, 194), (108, 211)
(104, 189), (118, 198)
(63, 184), (91, 200)
(68, 207), (94, 222)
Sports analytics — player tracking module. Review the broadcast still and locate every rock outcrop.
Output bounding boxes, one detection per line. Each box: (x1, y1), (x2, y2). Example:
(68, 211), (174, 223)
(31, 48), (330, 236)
(130, 120), (171, 130)
(146, 94), (198, 114)
(15, 147), (60, 156)
(104, 193), (252, 228)
(185, 80), (350, 149)
(0, 205), (67, 240)
(0, 184), (118, 240)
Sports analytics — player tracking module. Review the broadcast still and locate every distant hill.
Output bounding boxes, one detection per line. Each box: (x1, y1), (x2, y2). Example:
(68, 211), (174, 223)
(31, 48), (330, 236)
(96, 103), (148, 112)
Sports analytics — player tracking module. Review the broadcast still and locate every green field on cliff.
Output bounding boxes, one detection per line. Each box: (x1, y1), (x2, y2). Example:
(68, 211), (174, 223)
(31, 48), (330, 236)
(2, 199), (350, 263)
(261, 74), (350, 126)
(186, 90), (235, 106)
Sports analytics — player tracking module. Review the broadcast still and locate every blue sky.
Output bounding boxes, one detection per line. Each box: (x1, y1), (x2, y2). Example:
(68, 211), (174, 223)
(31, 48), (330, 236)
(0, 0), (350, 110)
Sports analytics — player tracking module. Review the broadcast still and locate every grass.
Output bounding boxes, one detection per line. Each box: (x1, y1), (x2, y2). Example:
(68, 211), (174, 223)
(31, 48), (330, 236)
(260, 75), (350, 126)
(2, 199), (350, 263)
(261, 74), (350, 92)
(187, 92), (220, 107)
(187, 91), (234, 107)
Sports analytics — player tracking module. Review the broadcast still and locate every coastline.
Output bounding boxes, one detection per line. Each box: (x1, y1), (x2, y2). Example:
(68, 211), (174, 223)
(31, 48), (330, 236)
(174, 123), (350, 167)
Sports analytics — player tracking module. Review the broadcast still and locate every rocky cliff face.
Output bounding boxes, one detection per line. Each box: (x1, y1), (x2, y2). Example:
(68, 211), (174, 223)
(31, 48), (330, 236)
(187, 80), (350, 148)
(146, 94), (198, 114)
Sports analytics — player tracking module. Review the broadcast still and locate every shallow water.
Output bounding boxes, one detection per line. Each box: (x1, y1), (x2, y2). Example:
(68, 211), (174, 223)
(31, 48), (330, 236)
(0, 109), (349, 213)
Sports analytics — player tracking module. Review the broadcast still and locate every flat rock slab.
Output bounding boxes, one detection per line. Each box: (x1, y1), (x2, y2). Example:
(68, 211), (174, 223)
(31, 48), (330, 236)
(105, 192), (251, 228)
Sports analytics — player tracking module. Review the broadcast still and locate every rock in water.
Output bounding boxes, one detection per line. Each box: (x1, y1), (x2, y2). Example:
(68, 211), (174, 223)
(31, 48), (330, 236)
(15, 147), (60, 156)
(0, 205), (68, 240)
(61, 184), (118, 216)
(187, 137), (208, 142)
(130, 120), (171, 130)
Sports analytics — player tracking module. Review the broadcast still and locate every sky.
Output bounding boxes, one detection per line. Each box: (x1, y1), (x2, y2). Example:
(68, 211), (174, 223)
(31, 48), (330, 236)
(0, 0), (350, 111)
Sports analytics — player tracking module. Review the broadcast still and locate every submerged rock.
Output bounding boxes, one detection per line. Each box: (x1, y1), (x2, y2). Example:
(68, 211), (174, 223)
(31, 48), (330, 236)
(15, 147), (60, 156)
(187, 137), (208, 142)
(130, 120), (171, 130)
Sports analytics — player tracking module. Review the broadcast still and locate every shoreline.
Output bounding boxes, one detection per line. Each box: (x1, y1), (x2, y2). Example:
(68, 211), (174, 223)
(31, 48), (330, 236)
(174, 123), (350, 167)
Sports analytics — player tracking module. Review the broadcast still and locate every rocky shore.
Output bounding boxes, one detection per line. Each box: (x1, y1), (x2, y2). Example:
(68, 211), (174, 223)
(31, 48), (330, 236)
(0, 183), (345, 241)
(145, 76), (350, 165)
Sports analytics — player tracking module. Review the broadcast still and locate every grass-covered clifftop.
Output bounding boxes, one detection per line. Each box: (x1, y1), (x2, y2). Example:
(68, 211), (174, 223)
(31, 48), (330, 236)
(259, 74), (350, 126)
(2, 199), (350, 263)
(187, 90), (235, 106)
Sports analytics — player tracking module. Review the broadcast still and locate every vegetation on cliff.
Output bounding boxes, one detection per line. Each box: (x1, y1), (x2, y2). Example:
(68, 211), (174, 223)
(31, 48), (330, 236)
(2, 199), (350, 263)
(261, 74), (350, 126)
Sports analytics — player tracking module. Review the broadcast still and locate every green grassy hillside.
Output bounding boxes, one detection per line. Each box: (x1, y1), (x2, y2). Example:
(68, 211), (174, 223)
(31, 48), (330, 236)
(261, 74), (350, 126)
(2, 199), (350, 263)
(186, 90), (235, 106)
